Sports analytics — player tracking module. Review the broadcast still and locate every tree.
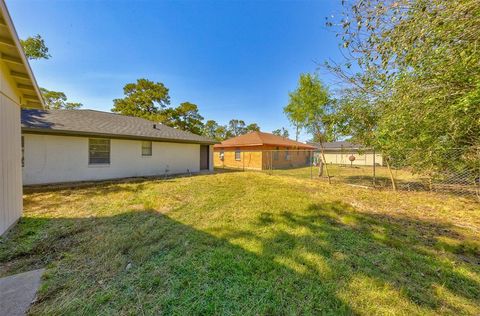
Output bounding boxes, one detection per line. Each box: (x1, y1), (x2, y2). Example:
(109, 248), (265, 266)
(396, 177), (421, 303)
(245, 123), (260, 133)
(159, 102), (204, 135)
(215, 125), (230, 140)
(112, 79), (170, 119)
(40, 88), (82, 110)
(326, 0), (480, 186)
(227, 119), (247, 137)
(203, 120), (220, 139)
(272, 127), (289, 138)
(284, 73), (335, 181)
(202, 120), (230, 141)
(20, 35), (50, 60)
(20, 35), (85, 111)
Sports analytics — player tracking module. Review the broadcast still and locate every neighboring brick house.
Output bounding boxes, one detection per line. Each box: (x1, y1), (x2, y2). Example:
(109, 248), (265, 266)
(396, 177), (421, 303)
(214, 131), (315, 170)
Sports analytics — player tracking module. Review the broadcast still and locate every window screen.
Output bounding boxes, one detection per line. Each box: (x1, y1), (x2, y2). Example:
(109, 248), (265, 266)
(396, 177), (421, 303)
(142, 141), (152, 156)
(235, 150), (241, 161)
(89, 138), (110, 164)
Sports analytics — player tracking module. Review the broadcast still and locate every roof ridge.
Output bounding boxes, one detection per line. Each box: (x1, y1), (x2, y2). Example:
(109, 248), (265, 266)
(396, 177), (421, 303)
(217, 130), (314, 148)
(45, 109), (163, 123)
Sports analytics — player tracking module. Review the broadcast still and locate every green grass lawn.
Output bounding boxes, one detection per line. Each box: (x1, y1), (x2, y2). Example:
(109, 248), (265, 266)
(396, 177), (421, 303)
(1, 172), (479, 315)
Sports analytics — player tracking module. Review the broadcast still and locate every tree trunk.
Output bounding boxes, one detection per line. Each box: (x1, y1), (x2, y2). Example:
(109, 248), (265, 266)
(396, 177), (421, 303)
(385, 158), (397, 191)
(318, 141), (331, 184)
(318, 159), (324, 177)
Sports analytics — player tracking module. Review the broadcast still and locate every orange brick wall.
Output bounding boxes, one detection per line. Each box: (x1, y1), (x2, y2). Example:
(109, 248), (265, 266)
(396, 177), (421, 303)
(214, 145), (313, 170)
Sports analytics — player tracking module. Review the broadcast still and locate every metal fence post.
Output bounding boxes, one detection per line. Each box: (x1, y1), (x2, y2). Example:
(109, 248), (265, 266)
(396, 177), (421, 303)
(477, 148), (480, 201)
(270, 150), (273, 175)
(310, 150), (313, 179)
(243, 151), (245, 171)
(373, 149), (376, 188)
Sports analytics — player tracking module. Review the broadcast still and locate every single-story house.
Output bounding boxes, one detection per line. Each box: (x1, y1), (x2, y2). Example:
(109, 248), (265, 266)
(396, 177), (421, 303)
(309, 141), (383, 166)
(21, 109), (217, 185)
(0, 1), (44, 235)
(214, 131), (315, 170)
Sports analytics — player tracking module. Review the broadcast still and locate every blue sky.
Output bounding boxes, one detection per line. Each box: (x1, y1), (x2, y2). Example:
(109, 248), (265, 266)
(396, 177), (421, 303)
(9, 0), (342, 141)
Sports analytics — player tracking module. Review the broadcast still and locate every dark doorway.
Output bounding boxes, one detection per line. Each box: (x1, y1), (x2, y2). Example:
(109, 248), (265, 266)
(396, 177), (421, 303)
(200, 145), (209, 170)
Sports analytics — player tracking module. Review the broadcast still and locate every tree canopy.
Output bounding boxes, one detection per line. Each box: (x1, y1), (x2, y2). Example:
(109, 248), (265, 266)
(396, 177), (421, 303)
(40, 88), (82, 110)
(245, 123), (260, 133)
(111, 79), (261, 139)
(272, 128), (289, 138)
(227, 119), (247, 137)
(112, 79), (170, 119)
(20, 35), (50, 60)
(284, 73), (336, 144)
(202, 120), (230, 141)
(325, 0), (480, 174)
(159, 102), (204, 135)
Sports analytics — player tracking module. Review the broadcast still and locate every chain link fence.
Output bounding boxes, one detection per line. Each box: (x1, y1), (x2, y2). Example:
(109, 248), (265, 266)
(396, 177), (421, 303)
(214, 148), (480, 200)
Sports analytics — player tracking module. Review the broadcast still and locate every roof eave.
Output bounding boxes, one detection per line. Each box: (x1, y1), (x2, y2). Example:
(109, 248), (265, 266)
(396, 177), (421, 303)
(214, 142), (315, 149)
(214, 143), (264, 148)
(22, 128), (218, 145)
(262, 142), (315, 149)
(0, 1), (44, 108)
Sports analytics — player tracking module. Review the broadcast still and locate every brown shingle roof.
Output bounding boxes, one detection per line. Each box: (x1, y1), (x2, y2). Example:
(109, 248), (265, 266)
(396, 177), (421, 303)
(214, 131), (315, 149)
(21, 109), (217, 145)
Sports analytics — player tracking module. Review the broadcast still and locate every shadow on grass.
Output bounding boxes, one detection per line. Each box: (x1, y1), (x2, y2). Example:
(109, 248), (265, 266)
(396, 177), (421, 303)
(341, 175), (428, 189)
(0, 211), (353, 314)
(1, 203), (479, 314)
(22, 172), (209, 195)
(217, 202), (480, 313)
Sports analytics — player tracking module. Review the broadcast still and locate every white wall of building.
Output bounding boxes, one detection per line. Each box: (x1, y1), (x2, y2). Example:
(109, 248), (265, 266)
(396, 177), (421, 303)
(23, 134), (212, 185)
(0, 61), (23, 235)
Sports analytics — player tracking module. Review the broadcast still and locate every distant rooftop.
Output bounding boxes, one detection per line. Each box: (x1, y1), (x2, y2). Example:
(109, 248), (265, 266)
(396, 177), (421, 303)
(21, 109), (217, 145)
(214, 131), (315, 149)
(308, 141), (369, 150)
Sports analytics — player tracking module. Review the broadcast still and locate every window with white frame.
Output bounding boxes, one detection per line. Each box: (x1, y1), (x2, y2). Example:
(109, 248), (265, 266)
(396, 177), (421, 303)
(235, 150), (241, 161)
(89, 138), (110, 164)
(141, 141), (152, 156)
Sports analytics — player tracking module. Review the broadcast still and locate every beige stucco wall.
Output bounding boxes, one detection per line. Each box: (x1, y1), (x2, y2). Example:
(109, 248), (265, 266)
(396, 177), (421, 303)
(23, 134), (212, 185)
(0, 60), (23, 235)
(322, 151), (383, 166)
